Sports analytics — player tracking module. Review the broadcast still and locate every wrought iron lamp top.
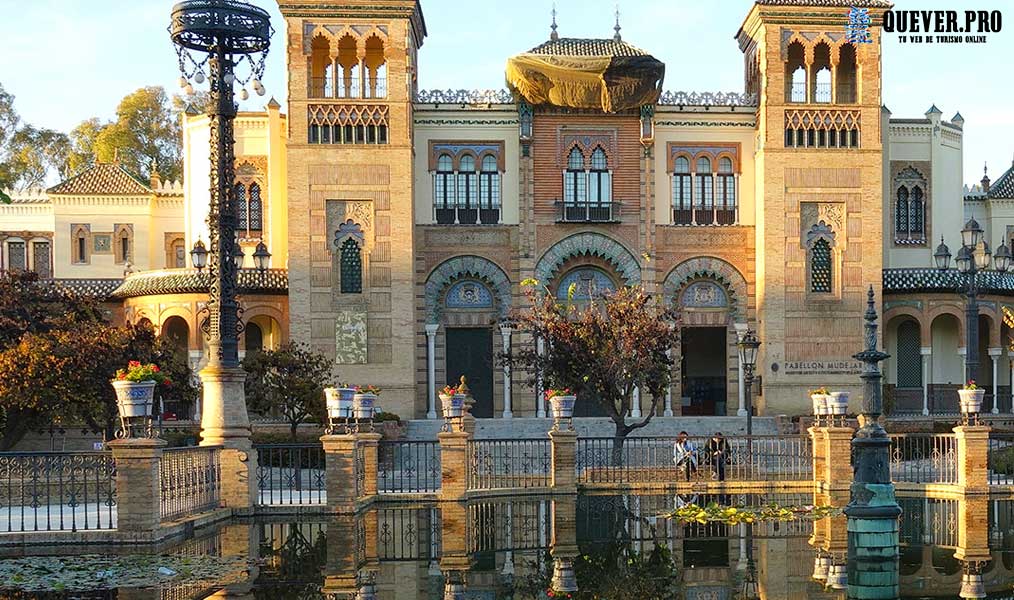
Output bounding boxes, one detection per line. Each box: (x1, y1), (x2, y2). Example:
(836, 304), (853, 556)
(170, 0), (272, 54)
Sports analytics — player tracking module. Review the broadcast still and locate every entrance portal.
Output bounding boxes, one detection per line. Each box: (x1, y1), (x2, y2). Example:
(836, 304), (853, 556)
(680, 327), (727, 416)
(446, 328), (494, 418)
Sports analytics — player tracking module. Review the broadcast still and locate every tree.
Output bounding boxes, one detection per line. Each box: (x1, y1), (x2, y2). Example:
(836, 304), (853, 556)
(505, 284), (681, 459)
(66, 117), (107, 177)
(6, 125), (70, 188)
(90, 86), (181, 181)
(243, 343), (337, 440)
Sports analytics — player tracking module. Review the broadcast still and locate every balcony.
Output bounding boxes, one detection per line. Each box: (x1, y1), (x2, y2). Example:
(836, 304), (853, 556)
(673, 207), (738, 226)
(555, 201), (620, 223)
(434, 206), (501, 225)
(307, 77), (386, 100)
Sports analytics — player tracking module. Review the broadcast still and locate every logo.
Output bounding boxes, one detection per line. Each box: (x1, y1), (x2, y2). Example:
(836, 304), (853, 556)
(846, 7), (873, 44)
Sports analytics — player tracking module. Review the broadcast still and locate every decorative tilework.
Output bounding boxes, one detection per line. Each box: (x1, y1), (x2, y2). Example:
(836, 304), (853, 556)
(425, 256), (511, 323)
(662, 257), (747, 318)
(335, 308), (367, 364)
(445, 280), (494, 308)
(556, 268), (616, 300)
(681, 281), (728, 308)
(535, 233), (641, 287)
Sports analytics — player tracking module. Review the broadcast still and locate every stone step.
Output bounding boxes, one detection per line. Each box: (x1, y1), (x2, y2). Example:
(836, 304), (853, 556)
(403, 416), (781, 440)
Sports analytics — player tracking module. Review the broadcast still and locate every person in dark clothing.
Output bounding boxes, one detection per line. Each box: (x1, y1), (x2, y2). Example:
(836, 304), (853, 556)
(704, 432), (731, 481)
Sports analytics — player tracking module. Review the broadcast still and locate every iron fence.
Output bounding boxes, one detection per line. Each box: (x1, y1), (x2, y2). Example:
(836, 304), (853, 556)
(0, 451), (116, 532)
(160, 446), (222, 522)
(255, 444), (326, 506)
(378, 440), (440, 494)
(467, 439), (551, 490)
(988, 432), (1014, 486)
(575, 435), (812, 484)
(889, 433), (958, 484)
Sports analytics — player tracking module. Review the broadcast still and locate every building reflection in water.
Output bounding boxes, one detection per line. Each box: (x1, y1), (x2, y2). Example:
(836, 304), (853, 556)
(161, 493), (1014, 600)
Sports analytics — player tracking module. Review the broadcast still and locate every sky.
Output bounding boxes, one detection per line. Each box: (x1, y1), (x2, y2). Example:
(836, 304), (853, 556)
(0, 0), (1011, 185)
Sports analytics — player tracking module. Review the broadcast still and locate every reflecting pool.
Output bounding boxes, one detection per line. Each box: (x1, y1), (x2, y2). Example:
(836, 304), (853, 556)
(2, 492), (1013, 599)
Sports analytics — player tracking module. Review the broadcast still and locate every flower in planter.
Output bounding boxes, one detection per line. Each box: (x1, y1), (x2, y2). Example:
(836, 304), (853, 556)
(544, 388), (572, 400)
(440, 384), (459, 397)
(963, 380), (979, 390)
(114, 361), (171, 386)
(808, 387), (830, 396)
(354, 385), (381, 395)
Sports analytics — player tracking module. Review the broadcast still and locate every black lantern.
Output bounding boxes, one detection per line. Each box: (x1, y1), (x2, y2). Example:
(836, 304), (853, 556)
(934, 237), (951, 271)
(994, 240), (1011, 272)
(253, 240), (271, 272)
(961, 218), (983, 249)
(974, 239), (992, 271)
(232, 244), (245, 270)
(737, 330), (761, 371)
(190, 239), (208, 270)
(956, 245), (973, 274)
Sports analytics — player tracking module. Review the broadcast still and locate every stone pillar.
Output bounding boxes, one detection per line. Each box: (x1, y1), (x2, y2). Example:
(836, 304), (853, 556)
(500, 324), (513, 418)
(954, 495), (991, 563)
(357, 432), (381, 497)
(954, 425), (991, 493)
(536, 337), (546, 417)
(199, 365), (256, 511)
(921, 347), (932, 416)
(959, 347), (967, 376)
(109, 438), (166, 536)
(809, 427), (825, 488)
(426, 324), (439, 419)
(322, 515), (360, 597)
(438, 431), (470, 501)
(664, 349), (674, 417)
(735, 322), (748, 416)
(990, 348), (1002, 413)
(630, 387), (642, 418)
(321, 434), (358, 513)
(824, 427), (854, 492)
(549, 429), (577, 493)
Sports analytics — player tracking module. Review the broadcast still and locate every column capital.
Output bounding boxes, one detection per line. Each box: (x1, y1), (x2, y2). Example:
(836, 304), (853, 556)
(425, 323), (440, 336)
(499, 323), (513, 336)
(988, 347), (1003, 358)
(733, 322), (749, 335)
(920, 347), (932, 356)
(958, 347), (967, 356)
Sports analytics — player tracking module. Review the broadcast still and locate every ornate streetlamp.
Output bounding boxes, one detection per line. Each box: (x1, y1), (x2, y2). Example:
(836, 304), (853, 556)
(169, 0), (272, 496)
(737, 329), (760, 462)
(935, 218), (1013, 416)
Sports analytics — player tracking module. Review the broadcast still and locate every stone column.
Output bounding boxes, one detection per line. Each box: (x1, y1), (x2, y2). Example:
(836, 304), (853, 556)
(630, 387), (642, 418)
(109, 438), (166, 537)
(549, 429), (577, 493)
(990, 348), (1002, 413)
(500, 324), (513, 418)
(664, 349), (674, 416)
(954, 495), (991, 564)
(959, 347), (967, 376)
(536, 337), (546, 418)
(426, 324), (439, 419)
(921, 347), (932, 416)
(954, 425), (991, 493)
(809, 426), (826, 488)
(824, 426), (854, 492)
(321, 433), (358, 513)
(438, 431), (470, 501)
(199, 365), (256, 511)
(735, 323), (748, 416)
(357, 432), (381, 498)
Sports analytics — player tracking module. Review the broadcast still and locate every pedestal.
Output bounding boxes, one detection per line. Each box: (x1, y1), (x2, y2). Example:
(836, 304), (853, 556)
(954, 425), (991, 493)
(824, 426), (855, 492)
(199, 364), (256, 510)
(438, 431), (470, 501)
(322, 433), (359, 513)
(549, 429), (577, 492)
(108, 437), (167, 535)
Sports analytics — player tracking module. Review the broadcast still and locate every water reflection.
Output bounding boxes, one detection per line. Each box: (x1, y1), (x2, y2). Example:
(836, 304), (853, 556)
(11, 493), (1014, 599)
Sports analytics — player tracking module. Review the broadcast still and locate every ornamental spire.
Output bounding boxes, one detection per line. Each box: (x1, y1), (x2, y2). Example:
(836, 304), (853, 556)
(613, 4), (622, 41)
(550, 3), (558, 41)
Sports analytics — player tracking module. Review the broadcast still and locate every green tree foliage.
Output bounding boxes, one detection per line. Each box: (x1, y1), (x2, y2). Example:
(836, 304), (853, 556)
(92, 86), (181, 181)
(0, 271), (197, 449)
(505, 285), (681, 453)
(66, 117), (107, 177)
(242, 343), (337, 440)
(0, 82), (69, 190)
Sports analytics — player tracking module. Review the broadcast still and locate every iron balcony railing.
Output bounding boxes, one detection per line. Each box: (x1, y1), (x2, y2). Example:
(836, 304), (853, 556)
(888, 433), (958, 484)
(555, 201), (620, 223)
(378, 440), (441, 494)
(672, 206), (738, 226)
(0, 451), (116, 532)
(434, 206), (501, 225)
(160, 446), (222, 522)
(254, 444), (326, 506)
(575, 435), (813, 484)
(989, 432), (1014, 486)
(307, 77), (386, 100)
(467, 439), (551, 490)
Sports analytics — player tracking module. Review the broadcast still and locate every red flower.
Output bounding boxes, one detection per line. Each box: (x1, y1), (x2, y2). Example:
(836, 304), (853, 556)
(129, 360), (141, 368)
(152, 365), (160, 372)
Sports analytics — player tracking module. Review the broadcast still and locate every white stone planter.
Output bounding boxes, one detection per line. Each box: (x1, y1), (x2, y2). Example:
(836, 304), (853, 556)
(111, 380), (156, 418)
(958, 388), (985, 414)
(826, 564), (846, 589)
(828, 392), (850, 416)
(325, 387), (355, 420)
(550, 395), (576, 419)
(812, 555), (830, 581)
(353, 393), (377, 420)
(811, 393), (829, 417)
(439, 393), (466, 419)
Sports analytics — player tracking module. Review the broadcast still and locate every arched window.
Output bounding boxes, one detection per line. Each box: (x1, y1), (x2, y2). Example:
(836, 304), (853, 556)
(836, 44), (857, 103)
(895, 186), (910, 235)
(896, 320), (922, 388)
(695, 157), (713, 225)
(336, 34), (359, 99)
(235, 183), (248, 230)
(815, 68), (832, 102)
(564, 147), (585, 205)
(457, 155), (478, 224)
(434, 154), (455, 224)
(73, 227), (89, 264)
(309, 34), (332, 98)
(479, 155), (501, 224)
(364, 35), (387, 99)
(813, 43), (832, 103)
(248, 183), (263, 232)
(339, 238), (363, 294)
(672, 156), (692, 225)
(245, 322), (264, 354)
(716, 157), (736, 225)
(588, 148), (611, 204)
(811, 238), (832, 293)
(786, 41), (807, 103)
(115, 226), (132, 265)
(911, 187), (924, 235)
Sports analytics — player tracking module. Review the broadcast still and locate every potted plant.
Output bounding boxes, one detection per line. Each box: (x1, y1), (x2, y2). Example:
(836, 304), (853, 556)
(353, 385), (380, 420)
(439, 384), (466, 419)
(809, 387), (830, 418)
(324, 384), (354, 421)
(546, 388), (576, 420)
(958, 380), (985, 414)
(827, 391), (850, 416)
(111, 361), (170, 418)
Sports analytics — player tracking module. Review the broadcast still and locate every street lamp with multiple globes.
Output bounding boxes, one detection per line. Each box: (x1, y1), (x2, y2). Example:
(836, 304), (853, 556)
(170, 1), (272, 482)
(737, 329), (761, 462)
(934, 218), (1013, 413)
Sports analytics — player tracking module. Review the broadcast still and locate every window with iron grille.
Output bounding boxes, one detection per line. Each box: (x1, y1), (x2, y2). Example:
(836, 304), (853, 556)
(248, 183), (263, 232)
(564, 147), (585, 205)
(672, 156), (691, 225)
(895, 186), (909, 236)
(236, 183), (247, 230)
(896, 320), (923, 388)
(7, 241), (25, 270)
(588, 148), (611, 204)
(32, 242), (51, 279)
(340, 238), (363, 294)
(434, 154), (455, 224)
(810, 238), (832, 293)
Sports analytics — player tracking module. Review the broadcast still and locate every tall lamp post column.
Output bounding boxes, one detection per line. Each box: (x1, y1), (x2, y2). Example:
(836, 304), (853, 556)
(170, 0), (272, 509)
(737, 330), (760, 463)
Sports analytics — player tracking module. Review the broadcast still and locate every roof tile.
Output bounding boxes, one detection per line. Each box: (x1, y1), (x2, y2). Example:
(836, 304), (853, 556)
(48, 163), (151, 196)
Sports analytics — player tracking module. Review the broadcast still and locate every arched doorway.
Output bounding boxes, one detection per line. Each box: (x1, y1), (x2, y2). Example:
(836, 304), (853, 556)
(161, 316), (190, 359)
(443, 279), (497, 418)
(885, 316), (923, 414)
(929, 312), (961, 413)
(678, 280), (731, 416)
(245, 322), (263, 354)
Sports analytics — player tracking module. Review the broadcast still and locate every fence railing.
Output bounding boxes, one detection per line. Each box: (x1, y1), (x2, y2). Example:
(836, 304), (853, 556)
(467, 439), (551, 490)
(576, 435), (812, 484)
(988, 433), (1014, 486)
(378, 441), (440, 494)
(0, 451), (116, 532)
(160, 446), (222, 522)
(255, 444), (326, 506)
(889, 433), (958, 484)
